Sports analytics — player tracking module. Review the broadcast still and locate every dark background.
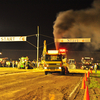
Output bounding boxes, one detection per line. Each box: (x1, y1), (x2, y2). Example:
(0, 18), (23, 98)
(0, 0), (95, 59)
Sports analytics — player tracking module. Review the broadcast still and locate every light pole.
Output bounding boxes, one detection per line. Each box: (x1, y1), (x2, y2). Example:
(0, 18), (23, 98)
(37, 26), (39, 68)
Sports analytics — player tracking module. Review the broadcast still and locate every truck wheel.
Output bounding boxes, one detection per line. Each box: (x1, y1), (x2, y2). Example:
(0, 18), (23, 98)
(63, 68), (65, 75)
(65, 67), (69, 74)
(60, 67), (65, 75)
(45, 71), (48, 75)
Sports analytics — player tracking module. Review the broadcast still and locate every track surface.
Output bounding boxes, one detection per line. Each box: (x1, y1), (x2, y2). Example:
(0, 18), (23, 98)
(0, 68), (84, 100)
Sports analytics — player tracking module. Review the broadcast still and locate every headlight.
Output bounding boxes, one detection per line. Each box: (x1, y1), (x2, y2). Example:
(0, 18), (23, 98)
(44, 67), (47, 69)
(59, 67), (61, 69)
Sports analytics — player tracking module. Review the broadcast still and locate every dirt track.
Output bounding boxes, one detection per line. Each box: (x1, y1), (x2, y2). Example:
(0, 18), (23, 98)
(0, 71), (84, 100)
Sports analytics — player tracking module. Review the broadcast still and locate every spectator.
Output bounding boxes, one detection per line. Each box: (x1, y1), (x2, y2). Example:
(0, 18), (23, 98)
(15, 61), (18, 67)
(94, 63), (97, 73)
(0, 61), (2, 67)
(12, 61), (15, 68)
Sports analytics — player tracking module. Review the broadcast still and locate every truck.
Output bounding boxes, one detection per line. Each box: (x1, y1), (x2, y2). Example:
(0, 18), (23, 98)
(17, 56), (33, 69)
(68, 59), (76, 69)
(81, 56), (94, 70)
(41, 40), (69, 75)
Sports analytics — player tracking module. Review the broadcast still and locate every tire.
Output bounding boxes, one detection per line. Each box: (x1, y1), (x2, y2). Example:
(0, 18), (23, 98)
(60, 67), (65, 75)
(65, 67), (69, 74)
(45, 71), (48, 75)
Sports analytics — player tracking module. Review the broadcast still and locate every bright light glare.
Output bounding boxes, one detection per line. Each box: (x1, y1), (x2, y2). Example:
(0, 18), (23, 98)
(91, 58), (93, 60)
(59, 49), (66, 53)
(48, 50), (58, 54)
(0, 52), (2, 55)
(44, 67), (47, 69)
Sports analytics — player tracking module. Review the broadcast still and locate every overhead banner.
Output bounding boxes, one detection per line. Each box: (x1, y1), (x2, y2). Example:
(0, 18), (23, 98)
(0, 36), (27, 42)
(55, 38), (91, 43)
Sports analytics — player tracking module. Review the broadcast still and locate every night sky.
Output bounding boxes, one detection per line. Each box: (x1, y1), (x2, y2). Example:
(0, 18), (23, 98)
(0, 0), (94, 51)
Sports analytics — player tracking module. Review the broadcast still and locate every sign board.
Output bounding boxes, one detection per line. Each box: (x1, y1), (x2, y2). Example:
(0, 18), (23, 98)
(0, 36), (27, 42)
(55, 38), (91, 43)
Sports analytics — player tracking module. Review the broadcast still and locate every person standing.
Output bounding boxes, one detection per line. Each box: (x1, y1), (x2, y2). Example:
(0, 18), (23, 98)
(12, 61), (15, 68)
(15, 61), (18, 67)
(94, 63), (97, 73)
(0, 61), (2, 67)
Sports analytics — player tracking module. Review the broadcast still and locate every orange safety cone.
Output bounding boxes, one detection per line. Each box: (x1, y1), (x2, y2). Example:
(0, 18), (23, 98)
(87, 71), (89, 78)
(81, 77), (86, 89)
(85, 73), (87, 81)
(89, 71), (90, 75)
(83, 86), (90, 100)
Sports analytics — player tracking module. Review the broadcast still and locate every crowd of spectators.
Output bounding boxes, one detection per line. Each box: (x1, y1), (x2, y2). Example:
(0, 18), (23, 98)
(0, 60), (19, 67)
(0, 58), (40, 69)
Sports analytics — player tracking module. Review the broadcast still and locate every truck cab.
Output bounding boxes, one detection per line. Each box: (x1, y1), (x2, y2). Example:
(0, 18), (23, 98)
(41, 49), (69, 75)
(44, 53), (63, 75)
(41, 40), (69, 75)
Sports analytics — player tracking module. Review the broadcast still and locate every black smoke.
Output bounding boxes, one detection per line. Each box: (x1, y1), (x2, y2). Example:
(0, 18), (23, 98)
(53, 0), (100, 51)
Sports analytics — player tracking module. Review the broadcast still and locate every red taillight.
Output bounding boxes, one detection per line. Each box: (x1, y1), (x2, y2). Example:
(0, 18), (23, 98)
(59, 49), (66, 53)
